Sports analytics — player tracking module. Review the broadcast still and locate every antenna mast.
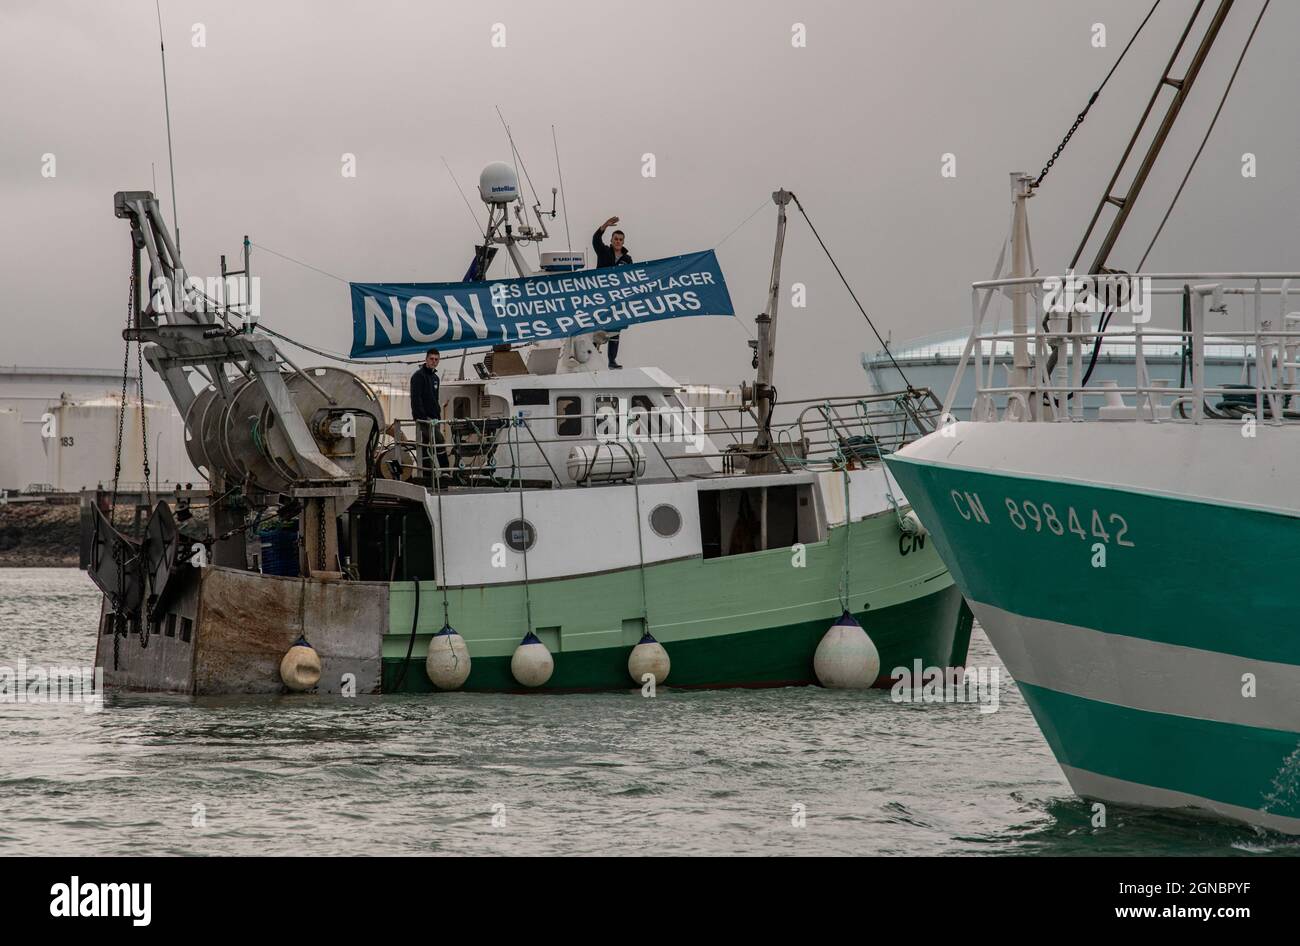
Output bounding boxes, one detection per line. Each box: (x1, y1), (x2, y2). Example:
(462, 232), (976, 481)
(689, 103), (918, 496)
(749, 189), (793, 472)
(552, 125), (573, 253)
(155, 0), (181, 252)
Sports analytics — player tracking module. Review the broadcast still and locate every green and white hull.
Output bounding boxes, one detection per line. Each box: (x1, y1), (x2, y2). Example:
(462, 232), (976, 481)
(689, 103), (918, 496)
(887, 421), (1300, 833)
(96, 465), (972, 696)
(384, 504), (969, 692)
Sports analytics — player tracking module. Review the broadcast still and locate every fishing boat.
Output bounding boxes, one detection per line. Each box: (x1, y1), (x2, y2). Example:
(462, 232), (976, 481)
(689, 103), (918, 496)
(86, 167), (972, 695)
(885, 1), (1300, 832)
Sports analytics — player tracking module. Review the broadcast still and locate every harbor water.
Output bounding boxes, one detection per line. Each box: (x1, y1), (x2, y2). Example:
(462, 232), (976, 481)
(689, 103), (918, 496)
(1, 568), (1293, 856)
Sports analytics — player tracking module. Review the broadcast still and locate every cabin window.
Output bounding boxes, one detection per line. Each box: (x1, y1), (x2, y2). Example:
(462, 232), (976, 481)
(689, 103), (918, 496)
(556, 396), (583, 437)
(513, 388), (549, 406)
(165, 614), (177, 638)
(629, 395), (657, 439)
(698, 484), (821, 559)
(452, 396), (472, 419)
(179, 617), (193, 643)
(594, 395), (621, 439)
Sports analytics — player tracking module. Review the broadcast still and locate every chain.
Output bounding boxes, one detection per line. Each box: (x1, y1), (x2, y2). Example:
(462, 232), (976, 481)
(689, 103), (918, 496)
(137, 318), (151, 507)
(110, 259), (134, 517)
(1033, 91), (1098, 188)
(1032, 0), (1162, 189)
(316, 500), (326, 573)
(108, 255), (136, 675)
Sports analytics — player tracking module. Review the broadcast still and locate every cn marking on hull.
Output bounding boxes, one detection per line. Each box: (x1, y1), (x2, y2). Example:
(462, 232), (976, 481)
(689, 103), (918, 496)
(951, 490), (990, 524)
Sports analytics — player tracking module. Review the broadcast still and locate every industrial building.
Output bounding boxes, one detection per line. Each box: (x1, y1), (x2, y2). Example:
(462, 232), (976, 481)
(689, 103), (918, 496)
(862, 327), (1251, 419)
(0, 366), (198, 493)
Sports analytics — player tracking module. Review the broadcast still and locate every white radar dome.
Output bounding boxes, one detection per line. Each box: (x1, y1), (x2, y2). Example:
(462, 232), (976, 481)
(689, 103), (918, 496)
(478, 162), (520, 204)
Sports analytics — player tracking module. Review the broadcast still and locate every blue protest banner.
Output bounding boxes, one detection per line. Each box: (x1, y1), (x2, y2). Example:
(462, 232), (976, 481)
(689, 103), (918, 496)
(350, 249), (733, 357)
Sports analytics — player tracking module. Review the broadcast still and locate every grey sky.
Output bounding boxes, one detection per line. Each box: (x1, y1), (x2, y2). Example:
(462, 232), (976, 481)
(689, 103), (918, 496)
(1, 0), (1293, 399)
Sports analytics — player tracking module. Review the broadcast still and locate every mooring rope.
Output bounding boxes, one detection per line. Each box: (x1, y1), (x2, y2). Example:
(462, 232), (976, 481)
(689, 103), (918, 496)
(1137, 0), (1270, 270)
(856, 399), (906, 530)
(790, 194), (914, 392)
(392, 576), (420, 693)
(431, 426), (453, 630)
(837, 465), (852, 612)
(628, 444), (651, 625)
(509, 421), (534, 634)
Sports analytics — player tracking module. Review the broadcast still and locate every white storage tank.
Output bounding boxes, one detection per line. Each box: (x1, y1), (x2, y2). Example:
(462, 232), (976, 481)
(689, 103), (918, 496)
(0, 409), (21, 491)
(53, 397), (149, 491)
(49, 396), (199, 492)
(356, 368), (412, 425)
(861, 327), (1251, 420)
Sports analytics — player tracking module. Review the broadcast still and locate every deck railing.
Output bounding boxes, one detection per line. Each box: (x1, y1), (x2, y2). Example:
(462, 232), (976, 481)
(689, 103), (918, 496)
(375, 387), (943, 487)
(949, 272), (1300, 425)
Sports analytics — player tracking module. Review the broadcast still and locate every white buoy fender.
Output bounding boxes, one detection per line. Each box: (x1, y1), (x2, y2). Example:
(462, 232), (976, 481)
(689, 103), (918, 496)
(627, 632), (671, 686)
(900, 510), (928, 537)
(511, 631), (554, 687)
(813, 610), (880, 689)
(280, 635), (322, 692)
(425, 624), (472, 690)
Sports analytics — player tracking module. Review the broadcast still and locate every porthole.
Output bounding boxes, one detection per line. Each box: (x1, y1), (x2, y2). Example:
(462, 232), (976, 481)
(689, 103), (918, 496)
(503, 518), (537, 553)
(649, 503), (682, 538)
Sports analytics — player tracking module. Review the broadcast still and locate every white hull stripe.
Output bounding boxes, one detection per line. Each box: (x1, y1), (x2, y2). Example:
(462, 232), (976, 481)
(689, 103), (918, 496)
(1062, 764), (1300, 834)
(893, 421), (1300, 518)
(970, 600), (1300, 733)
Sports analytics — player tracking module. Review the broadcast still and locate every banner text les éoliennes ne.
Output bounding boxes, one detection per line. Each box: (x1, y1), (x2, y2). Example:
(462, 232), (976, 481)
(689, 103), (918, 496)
(350, 249), (733, 358)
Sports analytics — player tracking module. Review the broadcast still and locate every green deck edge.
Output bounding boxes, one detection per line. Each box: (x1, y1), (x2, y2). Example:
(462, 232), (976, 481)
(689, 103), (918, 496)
(384, 583), (967, 692)
(381, 510), (968, 692)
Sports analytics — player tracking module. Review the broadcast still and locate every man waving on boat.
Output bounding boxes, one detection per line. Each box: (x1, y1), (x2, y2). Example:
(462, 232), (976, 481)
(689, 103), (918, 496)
(410, 348), (444, 485)
(592, 215), (633, 369)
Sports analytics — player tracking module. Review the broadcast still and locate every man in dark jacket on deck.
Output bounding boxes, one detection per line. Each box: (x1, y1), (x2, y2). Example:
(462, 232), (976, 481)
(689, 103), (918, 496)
(410, 348), (444, 485)
(593, 215), (634, 369)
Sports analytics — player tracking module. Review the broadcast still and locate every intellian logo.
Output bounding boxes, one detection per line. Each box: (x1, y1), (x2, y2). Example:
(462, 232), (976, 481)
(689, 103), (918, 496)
(49, 877), (151, 927)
